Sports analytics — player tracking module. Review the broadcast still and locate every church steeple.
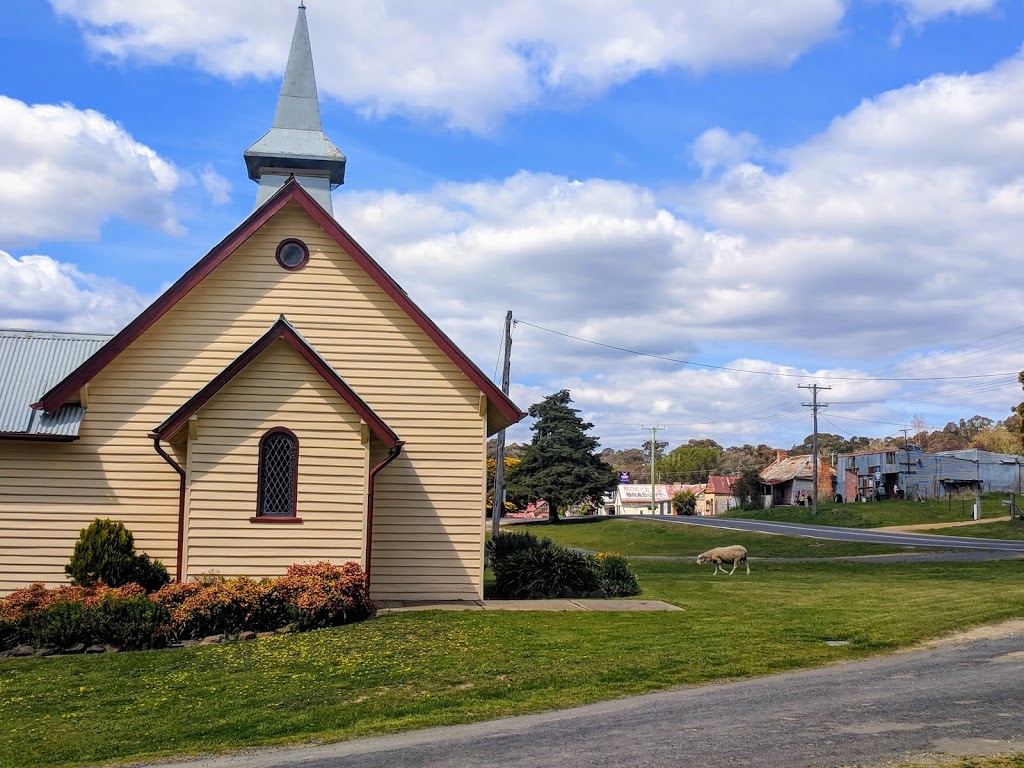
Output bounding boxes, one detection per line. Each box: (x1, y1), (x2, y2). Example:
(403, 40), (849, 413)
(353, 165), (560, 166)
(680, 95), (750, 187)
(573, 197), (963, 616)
(244, 3), (346, 215)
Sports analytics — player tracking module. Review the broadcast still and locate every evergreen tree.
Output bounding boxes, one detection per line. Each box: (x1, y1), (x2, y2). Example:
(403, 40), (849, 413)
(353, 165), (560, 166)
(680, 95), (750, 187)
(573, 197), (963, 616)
(506, 390), (618, 524)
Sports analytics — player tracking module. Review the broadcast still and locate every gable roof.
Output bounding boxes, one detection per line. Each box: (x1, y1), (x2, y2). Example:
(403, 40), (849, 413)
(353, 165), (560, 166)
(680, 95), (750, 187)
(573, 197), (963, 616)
(760, 455), (836, 485)
(0, 329), (112, 440)
(151, 316), (399, 447)
(34, 179), (525, 432)
(704, 475), (739, 495)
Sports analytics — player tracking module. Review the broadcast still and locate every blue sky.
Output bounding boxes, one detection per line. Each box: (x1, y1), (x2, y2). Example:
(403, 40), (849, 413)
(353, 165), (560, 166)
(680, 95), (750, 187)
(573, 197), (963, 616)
(2, 0), (1024, 450)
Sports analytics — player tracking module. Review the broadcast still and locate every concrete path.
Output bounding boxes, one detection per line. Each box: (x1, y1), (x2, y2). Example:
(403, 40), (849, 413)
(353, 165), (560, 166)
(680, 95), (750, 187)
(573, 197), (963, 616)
(140, 620), (1024, 768)
(374, 599), (682, 615)
(639, 513), (1024, 552)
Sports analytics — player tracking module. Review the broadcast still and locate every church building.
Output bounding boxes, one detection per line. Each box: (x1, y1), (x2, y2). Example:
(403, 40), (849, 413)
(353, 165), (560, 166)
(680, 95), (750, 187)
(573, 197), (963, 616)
(0, 6), (524, 600)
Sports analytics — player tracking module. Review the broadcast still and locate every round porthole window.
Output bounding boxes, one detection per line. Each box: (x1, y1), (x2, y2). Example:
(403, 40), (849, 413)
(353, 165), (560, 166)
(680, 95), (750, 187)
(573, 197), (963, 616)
(276, 239), (309, 270)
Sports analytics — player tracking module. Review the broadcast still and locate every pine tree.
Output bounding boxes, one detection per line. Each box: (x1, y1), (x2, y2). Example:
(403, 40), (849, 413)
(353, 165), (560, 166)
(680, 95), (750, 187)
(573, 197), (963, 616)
(506, 390), (618, 523)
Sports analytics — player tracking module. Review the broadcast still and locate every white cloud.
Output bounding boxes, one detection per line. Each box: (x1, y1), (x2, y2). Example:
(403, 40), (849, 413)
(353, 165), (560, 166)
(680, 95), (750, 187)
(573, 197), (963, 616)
(199, 166), (231, 206)
(0, 251), (149, 332)
(0, 96), (182, 245)
(691, 128), (762, 177)
(50, 0), (844, 131)
(329, 52), (1024, 447)
(893, 0), (999, 24)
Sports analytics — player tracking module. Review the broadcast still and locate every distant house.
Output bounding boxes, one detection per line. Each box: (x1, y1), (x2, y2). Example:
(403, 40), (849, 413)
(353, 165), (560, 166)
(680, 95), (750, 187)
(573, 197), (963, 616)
(611, 484), (674, 515)
(837, 447), (1022, 502)
(760, 453), (835, 507)
(699, 475), (741, 516)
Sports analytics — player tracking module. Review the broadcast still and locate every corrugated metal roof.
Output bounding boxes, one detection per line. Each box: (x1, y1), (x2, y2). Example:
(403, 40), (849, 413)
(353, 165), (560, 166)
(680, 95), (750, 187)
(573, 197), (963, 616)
(0, 329), (111, 438)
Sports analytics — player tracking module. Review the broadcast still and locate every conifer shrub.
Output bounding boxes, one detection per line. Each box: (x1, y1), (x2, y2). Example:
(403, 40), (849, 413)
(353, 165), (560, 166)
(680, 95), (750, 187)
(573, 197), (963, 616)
(65, 518), (170, 592)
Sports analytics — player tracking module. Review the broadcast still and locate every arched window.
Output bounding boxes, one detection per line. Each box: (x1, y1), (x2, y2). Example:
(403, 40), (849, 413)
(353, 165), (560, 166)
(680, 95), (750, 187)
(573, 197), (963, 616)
(256, 428), (299, 519)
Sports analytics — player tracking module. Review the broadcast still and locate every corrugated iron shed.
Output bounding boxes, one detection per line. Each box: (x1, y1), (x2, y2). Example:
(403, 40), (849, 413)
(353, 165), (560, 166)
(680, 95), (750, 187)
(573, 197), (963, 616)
(0, 329), (111, 439)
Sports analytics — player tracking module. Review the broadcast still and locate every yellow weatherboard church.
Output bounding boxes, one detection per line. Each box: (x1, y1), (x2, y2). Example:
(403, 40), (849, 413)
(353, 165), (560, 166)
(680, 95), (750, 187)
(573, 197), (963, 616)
(0, 5), (524, 601)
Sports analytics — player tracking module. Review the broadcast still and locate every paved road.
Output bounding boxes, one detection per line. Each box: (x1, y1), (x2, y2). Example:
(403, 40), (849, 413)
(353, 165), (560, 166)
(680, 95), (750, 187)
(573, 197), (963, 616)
(633, 514), (1024, 552)
(151, 622), (1024, 768)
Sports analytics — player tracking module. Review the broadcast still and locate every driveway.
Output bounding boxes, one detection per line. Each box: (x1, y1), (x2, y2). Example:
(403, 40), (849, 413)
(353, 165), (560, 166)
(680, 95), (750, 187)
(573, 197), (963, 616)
(142, 621), (1024, 768)
(637, 513), (1024, 552)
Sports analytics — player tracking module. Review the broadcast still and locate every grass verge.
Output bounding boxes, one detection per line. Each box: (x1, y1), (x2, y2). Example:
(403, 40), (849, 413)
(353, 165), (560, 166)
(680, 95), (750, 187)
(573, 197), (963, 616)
(5, 558), (1024, 767)
(504, 517), (919, 557)
(725, 493), (1010, 528)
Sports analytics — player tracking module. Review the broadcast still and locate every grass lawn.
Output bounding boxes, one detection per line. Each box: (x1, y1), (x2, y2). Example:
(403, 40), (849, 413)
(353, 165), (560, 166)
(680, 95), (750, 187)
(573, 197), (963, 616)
(725, 493), (1010, 528)
(918, 520), (1024, 540)
(6, 556), (1024, 767)
(504, 517), (919, 558)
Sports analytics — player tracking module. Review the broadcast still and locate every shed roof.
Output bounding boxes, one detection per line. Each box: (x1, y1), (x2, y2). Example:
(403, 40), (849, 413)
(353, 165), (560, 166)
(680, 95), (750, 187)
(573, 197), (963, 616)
(761, 455), (836, 484)
(0, 329), (112, 440)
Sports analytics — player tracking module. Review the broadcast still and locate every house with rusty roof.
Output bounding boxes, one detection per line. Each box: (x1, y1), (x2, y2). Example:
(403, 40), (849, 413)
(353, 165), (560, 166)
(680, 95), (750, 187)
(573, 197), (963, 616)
(698, 475), (741, 515)
(0, 6), (524, 600)
(760, 453), (836, 506)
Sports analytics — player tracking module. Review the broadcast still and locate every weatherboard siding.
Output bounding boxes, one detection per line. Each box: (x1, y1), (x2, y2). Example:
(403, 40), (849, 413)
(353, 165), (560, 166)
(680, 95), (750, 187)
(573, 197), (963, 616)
(0, 202), (488, 600)
(184, 340), (369, 578)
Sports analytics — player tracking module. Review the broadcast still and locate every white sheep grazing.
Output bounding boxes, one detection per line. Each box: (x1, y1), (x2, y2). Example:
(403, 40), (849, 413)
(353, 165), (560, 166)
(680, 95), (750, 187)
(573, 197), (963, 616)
(696, 545), (750, 576)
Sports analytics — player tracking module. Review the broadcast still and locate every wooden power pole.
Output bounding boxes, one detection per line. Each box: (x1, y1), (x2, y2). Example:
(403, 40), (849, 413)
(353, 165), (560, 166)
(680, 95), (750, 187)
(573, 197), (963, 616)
(799, 384), (831, 516)
(490, 311), (514, 538)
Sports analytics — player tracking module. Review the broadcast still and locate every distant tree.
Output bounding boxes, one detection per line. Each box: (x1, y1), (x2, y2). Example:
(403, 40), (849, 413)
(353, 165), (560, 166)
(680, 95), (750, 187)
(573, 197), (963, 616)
(506, 390), (618, 524)
(672, 490), (697, 515)
(685, 438), (723, 451)
(641, 439), (669, 466)
(721, 444), (779, 475)
(486, 456), (523, 516)
(599, 447), (647, 480)
(733, 469), (766, 510)
(656, 445), (723, 483)
(792, 433), (869, 457)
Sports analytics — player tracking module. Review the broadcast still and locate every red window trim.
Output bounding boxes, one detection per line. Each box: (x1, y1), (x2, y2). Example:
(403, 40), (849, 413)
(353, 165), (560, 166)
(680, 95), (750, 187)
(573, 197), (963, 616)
(255, 426), (300, 520)
(275, 238), (309, 271)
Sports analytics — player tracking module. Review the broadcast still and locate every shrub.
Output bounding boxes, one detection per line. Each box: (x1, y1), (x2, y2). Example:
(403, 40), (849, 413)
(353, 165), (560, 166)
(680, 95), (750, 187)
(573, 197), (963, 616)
(486, 529), (550, 570)
(672, 490), (697, 516)
(0, 562), (373, 652)
(65, 519), (170, 592)
(163, 577), (283, 640)
(24, 599), (90, 650)
(92, 587), (169, 650)
(596, 552), (640, 597)
(277, 561), (374, 630)
(493, 545), (599, 599)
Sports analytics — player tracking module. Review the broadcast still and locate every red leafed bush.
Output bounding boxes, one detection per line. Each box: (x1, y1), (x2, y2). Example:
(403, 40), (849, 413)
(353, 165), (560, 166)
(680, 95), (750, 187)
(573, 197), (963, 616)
(276, 561), (374, 630)
(0, 562), (372, 652)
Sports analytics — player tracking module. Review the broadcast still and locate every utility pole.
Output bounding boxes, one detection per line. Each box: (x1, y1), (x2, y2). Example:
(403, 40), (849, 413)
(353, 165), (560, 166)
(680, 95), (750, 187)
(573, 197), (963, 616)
(798, 384), (831, 516)
(490, 311), (513, 538)
(641, 425), (665, 515)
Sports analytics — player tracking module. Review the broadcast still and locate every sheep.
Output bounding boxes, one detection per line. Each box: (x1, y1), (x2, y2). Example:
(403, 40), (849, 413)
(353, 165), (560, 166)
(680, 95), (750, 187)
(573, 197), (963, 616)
(696, 545), (750, 576)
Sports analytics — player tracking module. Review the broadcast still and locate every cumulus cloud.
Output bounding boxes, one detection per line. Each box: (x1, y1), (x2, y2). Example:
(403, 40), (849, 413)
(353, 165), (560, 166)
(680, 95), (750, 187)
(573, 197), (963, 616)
(0, 96), (182, 245)
(50, 0), (844, 130)
(0, 251), (149, 332)
(330, 52), (1024, 447)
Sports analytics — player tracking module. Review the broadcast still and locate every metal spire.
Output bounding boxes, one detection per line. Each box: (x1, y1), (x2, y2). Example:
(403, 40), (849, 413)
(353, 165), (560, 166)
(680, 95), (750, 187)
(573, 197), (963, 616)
(243, 3), (346, 214)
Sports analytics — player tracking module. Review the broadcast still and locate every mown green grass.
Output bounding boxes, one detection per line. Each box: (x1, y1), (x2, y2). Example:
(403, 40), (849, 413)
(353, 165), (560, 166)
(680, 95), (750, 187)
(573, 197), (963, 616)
(5, 558), (1024, 767)
(505, 517), (917, 557)
(726, 493), (1010, 528)
(919, 520), (1024, 540)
